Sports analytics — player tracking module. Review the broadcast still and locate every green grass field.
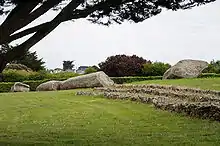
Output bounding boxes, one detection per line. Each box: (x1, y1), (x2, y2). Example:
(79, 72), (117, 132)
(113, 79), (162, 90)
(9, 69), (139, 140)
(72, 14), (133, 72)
(0, 78), (220, 145)
(132, 77), (220, 91)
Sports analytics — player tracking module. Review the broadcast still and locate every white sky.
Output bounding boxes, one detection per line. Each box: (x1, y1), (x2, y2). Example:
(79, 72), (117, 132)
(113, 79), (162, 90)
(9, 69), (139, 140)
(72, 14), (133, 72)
(0, 1), (220, 69)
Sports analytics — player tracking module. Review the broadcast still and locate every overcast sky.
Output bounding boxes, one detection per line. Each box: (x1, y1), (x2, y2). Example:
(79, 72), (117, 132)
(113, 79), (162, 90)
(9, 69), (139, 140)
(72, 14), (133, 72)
(1, 1), (220, 69)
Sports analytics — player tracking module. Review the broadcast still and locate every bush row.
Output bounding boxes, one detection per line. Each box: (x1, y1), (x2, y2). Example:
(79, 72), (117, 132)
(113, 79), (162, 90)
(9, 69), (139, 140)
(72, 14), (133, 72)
(2, 69), (220, 83)
(0, 82), (14, 93)
(0, 76), (162, 93)
(2, 69), (79, 82)
(110, 76), (163, 84)
(198, 73), (220, 78)
(111, 73), (220, 84)
(0, 80), (46, 93)
(0, 78), (70, 93)
(1, 73), (220, 93)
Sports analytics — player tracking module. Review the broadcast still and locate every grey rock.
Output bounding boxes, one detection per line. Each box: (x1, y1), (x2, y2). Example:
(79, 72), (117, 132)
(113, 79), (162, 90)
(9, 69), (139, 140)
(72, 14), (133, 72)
(60, 71), (114, 90)
(163, 59), (208, 79)
(11, 82), (30, 92)
(36, 80), (63, 91)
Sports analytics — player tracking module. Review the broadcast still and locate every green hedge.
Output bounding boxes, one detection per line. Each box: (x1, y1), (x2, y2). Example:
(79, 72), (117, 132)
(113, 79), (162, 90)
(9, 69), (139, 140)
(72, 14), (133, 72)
(111, 76), (162, 84)
(24, 80), (48, 91)
(199, 73), (220, 78)
(110, 73), (220, 84)
(0, 80), (47, 93)
(0, 76), (162, 92)
(2, 70), (79, 82)
(0, 77), (71, 93)
(0, 82), (14, 93)
(1, 73), (220, 93)
(3, 70), (30, 82)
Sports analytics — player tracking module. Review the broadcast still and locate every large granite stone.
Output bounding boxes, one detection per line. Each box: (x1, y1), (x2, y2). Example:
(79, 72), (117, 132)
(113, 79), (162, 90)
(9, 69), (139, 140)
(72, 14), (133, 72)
(11, 82), (30, 92)
(36, 80), (62, 91)
(163, 59), (208, 79)
(60, 71), (114, 90)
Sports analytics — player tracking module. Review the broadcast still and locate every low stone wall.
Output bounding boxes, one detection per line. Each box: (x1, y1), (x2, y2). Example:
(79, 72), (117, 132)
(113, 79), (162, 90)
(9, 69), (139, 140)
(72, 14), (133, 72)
(112, 84), (220, 96)
(96, 87), (220, 103)
(76, 84), (220, 121)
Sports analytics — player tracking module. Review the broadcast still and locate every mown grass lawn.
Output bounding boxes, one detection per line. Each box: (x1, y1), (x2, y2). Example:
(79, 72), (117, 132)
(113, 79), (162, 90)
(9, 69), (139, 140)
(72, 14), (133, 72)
(132, 77), (220, 91)
(0, 89), (220, 145)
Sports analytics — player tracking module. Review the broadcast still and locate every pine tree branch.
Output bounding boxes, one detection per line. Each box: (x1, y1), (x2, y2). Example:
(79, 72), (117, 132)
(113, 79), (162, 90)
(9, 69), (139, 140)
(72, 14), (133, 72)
(0, 0), (63, 45)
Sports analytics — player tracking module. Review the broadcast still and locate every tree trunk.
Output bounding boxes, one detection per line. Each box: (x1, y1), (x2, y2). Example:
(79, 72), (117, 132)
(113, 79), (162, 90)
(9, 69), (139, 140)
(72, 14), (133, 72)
(0, 55), (7, 82)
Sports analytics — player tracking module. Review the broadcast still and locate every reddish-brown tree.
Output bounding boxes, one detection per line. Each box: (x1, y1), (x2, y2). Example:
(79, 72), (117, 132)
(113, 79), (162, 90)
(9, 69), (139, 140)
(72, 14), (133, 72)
(99, 54), (151, 77)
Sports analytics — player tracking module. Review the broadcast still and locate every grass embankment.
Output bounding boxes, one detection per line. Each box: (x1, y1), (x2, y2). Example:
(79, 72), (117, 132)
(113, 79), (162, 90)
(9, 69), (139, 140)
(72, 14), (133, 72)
(0, 89), (220, 145)
(132, 77), (220, 91)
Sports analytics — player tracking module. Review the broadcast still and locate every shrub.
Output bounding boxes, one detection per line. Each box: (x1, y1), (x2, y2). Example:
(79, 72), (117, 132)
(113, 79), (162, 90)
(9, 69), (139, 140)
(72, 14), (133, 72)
(111, 76), (162, 84)
(57, 72), (78, 78)
(1, 70), (79, 82)
(28, 71), (48, 81)
(142, 62), (171, 76)
(46, 72), (79, 80)
(0, 82), (14, 93)
(84, 67), (97, 74)
(2, 69), (32, 82)
(99, 54), (150, 77)
(202, 60), (220, 74)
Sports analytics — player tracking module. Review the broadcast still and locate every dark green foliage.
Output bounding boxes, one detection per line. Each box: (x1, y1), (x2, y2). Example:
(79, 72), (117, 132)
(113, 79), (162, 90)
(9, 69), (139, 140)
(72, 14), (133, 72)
(142, 62), (171, 76)
(203, 60), (220, 74)
(99, 54), (150, 77)
(1, 1), (215, 22)
(0, 82), (14, 92)
(84, 67), (97, 74)
(0, 44), (12, 54)
(11, 51), (45, 71)
(111, 76), (162, 84)
(87, 0), (216, 25)
(63, 60), (74, 71)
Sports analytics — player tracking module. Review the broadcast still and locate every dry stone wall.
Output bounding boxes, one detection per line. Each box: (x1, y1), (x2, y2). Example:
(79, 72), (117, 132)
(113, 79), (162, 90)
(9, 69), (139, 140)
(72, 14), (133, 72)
(76, 84), (220, 121)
